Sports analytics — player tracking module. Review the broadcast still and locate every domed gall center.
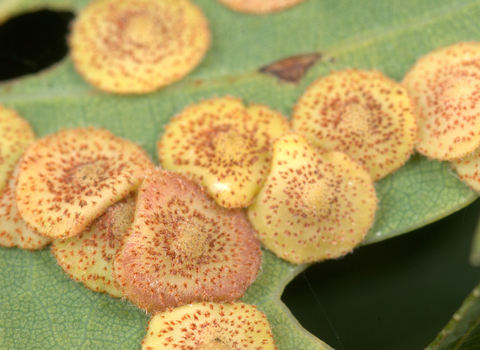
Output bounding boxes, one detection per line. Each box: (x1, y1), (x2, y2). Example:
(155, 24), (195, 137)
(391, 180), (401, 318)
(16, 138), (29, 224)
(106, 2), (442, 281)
(173, 219), (209, 259)
(69, 160), (109, 188)
(300, 179), (335, 219)
(212, 126), (250, 164)
(199, 332), (230, 350)
(337, 102), (371, 137)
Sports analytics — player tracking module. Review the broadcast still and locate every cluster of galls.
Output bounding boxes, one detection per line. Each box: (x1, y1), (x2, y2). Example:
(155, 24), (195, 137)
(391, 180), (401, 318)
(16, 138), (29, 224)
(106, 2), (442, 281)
(157, 83), (412, 265)
(0, 121), (273, 349)
(157, 41), (480, 266)
(4, 38), (480, 349)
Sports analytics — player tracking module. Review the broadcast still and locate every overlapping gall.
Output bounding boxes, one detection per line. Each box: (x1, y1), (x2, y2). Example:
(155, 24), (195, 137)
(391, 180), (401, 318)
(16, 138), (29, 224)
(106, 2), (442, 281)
(247, 133), (377, 264)
(158, 96), (290, 208)
(16, 127), (153, 239)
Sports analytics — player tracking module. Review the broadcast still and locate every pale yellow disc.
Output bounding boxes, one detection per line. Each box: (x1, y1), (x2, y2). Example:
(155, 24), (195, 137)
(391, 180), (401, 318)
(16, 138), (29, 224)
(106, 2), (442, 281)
(114, 169), (262, 314)
(292, 69), (417, 180)
(403, 42), (480, 160)
(247, 133), (377, 264)
(142, 302), (277, 350)
(158, 96), (290, 208)
(70, 0), (211, 94)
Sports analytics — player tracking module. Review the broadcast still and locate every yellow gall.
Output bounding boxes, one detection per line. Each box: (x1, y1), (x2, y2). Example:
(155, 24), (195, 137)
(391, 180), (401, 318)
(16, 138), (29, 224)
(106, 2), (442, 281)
(0, 104), (35, 193)
(451, 147), (480, 193)
(142, 302), (277, 350)
(51, 193), (136, 297)
(158, 96), (291, 208)
(16, 127), (154, 239)
(292, 69), (417, 181)
(0, 161), (51, 250)
(247, 133), (378, 264)
(218, 0), (307, 14)
(403, 42), (480, 160)
(114, 169), (262, 314)
(69, 0), (211, 94)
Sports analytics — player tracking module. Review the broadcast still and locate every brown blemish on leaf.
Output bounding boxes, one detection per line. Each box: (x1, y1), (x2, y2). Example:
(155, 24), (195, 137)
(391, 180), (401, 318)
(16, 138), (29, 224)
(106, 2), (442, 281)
(0, 160), (51, 250)
(247, 133), (377, 264)
(158, 96), (290, 208)
(292, 69), (417, 180)
(51, 192), (136, 297)
(142, 302), (277, 349)
(218, 0), (307, 14)
(260, 53), (321, 83)
(403, 42), (480, 160)
(16, 127), (153, 239)
(69, 0), (211, 94)
(114, 169), (262, 314)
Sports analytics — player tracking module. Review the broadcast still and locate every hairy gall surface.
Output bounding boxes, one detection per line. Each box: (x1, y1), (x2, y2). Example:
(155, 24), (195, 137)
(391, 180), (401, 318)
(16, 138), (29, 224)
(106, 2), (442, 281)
(158, 96), (290, 208)
(114, 170), (262, 314)
(51, 193), (136, 297)
(247, 133), (377, 264)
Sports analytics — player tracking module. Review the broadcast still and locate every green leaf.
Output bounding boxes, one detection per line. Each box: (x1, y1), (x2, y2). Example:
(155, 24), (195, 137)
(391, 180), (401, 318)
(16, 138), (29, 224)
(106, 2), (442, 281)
(0, 0), (479, 349)
(426, 283), (480, 350)
(469, 212), (480, 266)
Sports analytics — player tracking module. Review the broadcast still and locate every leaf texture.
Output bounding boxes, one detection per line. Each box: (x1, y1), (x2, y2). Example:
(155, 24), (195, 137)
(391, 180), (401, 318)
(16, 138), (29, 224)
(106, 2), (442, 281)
(0, 0), (479, 349)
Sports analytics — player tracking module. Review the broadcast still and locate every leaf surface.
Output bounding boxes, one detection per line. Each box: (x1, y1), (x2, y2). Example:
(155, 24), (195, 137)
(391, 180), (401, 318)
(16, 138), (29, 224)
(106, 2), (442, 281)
(0, 0), (479, 349)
